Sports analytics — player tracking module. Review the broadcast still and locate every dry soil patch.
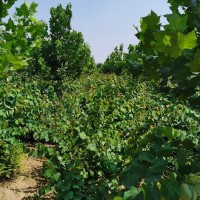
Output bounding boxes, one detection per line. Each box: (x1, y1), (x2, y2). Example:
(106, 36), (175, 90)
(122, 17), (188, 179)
(0, 154), (44, 200)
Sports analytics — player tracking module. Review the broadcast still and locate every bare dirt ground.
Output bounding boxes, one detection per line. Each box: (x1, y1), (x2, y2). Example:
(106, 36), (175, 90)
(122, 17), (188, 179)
(0, 154), (45, 200)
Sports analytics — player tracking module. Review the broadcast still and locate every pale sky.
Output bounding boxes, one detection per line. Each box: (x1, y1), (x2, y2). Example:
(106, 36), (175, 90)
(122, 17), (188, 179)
(8, 1), (171, 63)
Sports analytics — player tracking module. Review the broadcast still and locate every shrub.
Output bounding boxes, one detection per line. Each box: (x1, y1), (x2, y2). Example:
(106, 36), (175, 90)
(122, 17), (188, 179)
(0, 140), (23, 179)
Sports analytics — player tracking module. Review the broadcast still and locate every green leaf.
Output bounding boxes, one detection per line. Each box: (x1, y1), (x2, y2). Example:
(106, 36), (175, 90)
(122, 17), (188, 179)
(129, 50), (138, 61)
(140, 11), (160, 32)
(143, 184), (161, 200)
(161, 181), (181, 200)
(176, 148), (187, 167)
(6, 54), (30, 70)
(16, 2), (29, 17)
(0, 1), (17, 19)
(182, 138), (195, 150)
(44, 169), (53, 178)
(6, 18), (15, 31)
(178, 31), (197, 50)
(171, 139), (182, 147)
(29, 2), (38, 15)
(155, 126), (178, 140)
(149, 158), (168, 174)
(153, 31), (171, 50)
(156, 147), (174, 157)
(164, 32), (182, 57)
(167, 0), (179, 12)
(188, 175), (200, 185)
(72, 174), (82, 180)
(79, 132), (86, 140)
(139, 151), (154, 163)
(44, 184), (52, 193)
(52, 172), (60, 181)
(64, 191), (74, 200)
(152, 31), (182, 58)
(188, 50), (200, 72)
(87, 143), (97, 151)
(124, 187), (143, 200)
(180, 183), (192, 200)
(61, 182), (71, 192)
(165, 44), (182, 58)
(0, 110), (6, 117)
(190, 162), (200, 174)
(165, 13), (188, 32)
(121, 160), (150, 188)
(103, 160), (117, 173)
(143, 64), (159, 80)
(114, 197), (123, 200)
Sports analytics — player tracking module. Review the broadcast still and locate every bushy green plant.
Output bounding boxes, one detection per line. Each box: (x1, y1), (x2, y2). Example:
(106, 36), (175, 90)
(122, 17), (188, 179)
(0, 140), (23, 179)
(118, 125), (200, 200)
(0, 76), (57, 142)
(16, 73), (196, 200)
(1, 71), (199, 199)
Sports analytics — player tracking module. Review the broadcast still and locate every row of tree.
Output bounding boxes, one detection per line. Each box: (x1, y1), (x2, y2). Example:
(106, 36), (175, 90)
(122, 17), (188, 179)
(1, 1), (199, 104)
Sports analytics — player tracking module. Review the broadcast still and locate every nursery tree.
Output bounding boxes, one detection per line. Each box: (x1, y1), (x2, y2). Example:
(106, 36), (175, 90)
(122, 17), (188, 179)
(101, 44), (127, 75)
(42, 3), (95, 80)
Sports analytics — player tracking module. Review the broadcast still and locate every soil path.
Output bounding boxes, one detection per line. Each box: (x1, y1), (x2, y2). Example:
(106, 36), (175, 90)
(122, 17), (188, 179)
(0, 154), (45, 200)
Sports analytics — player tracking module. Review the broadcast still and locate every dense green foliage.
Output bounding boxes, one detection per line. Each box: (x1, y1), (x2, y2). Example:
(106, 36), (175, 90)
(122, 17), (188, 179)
(129, 0), (200, 101)
(1, 73), (199, 199)
(0, 0), (17, 20)
(0, 2), (47, 77)
(101, 44), (127, 75)
(0, 140), (23, 179)
(0, 0), (199, 200)
(42, 3), (95, 80)
(101, 44), (141, 77)
(117, 1), (200, 199)
(0, 2), (48, 177)
(0, 1), (95, 185)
